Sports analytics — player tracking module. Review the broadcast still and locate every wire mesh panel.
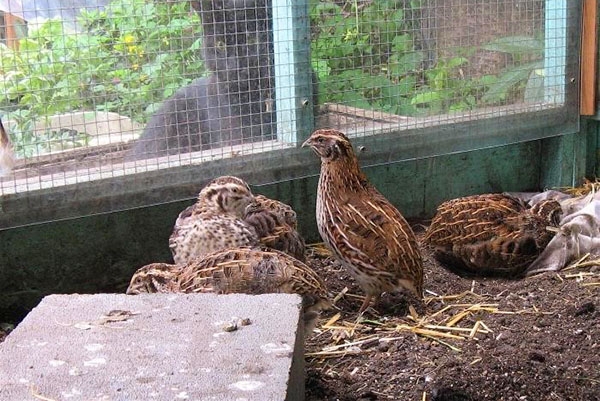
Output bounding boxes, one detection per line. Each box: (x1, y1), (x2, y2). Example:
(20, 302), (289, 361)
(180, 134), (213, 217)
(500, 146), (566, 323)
(0, 0), (580, 228)
(310, 0), (578, 138)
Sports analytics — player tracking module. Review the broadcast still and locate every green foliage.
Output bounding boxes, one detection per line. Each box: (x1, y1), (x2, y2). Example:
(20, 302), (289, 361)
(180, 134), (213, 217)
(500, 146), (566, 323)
(480, 36), (544, 105)
(309, 0), (484, 116)
(310, 1), (546, 116)
(0, 0), (548, 157)
(481, 36), (543, 58)
(310, 0), (422, 115)
(0, 0), (204, 157)
(410, 56), (478, 115)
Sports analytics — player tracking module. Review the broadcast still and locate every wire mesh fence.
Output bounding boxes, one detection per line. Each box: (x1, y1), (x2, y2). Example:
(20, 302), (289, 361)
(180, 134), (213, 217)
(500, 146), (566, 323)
(0, 0), (580, 226)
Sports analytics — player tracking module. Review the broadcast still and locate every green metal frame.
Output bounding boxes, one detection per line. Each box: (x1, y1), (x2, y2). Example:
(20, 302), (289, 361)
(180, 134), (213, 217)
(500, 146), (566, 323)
(0, 0), (585, 229)
(272, 0), (314, 144)
(545, 0), (567, 104)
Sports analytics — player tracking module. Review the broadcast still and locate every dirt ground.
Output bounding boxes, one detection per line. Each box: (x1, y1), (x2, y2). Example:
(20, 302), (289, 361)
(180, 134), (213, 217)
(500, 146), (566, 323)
(305, 225), (599, 401)
(0, 224), (597, 400)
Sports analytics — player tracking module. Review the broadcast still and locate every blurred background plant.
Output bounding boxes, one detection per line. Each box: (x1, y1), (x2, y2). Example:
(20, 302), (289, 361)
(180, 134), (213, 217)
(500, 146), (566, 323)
(479, 35), (545, 105)
(0, 0), (545, 157)
(310, 0), (545, 117)
(0, 0), (204, 157)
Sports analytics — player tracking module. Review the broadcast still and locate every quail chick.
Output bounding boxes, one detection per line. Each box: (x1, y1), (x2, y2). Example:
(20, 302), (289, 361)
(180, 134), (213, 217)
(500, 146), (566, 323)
(303, 129), (423, 314)
(252, 194), (298, 228)
(178, 246), (331, 333)
(0, 118), (15, 177)
(244, 195), (306, 261)
(424, 193), (561, 277)
(127, 247), (331, 334)
(126, 263), (183, 294)
(169, 176), (259, 264)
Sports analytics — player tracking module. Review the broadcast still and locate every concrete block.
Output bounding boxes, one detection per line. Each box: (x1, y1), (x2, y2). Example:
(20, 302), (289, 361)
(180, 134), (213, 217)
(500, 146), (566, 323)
(0, 293), (305, 401)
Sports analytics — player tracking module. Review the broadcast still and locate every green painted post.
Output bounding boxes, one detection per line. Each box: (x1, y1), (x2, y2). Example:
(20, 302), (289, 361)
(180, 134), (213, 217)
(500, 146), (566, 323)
(272, 0), (315, 145)
(544, 0), (567, 104)
(539, 131), (588, 189)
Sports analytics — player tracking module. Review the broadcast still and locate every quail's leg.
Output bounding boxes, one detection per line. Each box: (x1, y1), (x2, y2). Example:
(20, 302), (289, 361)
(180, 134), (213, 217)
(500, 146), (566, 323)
(358, 294), (372, 314)
(358, 293), (381, 314)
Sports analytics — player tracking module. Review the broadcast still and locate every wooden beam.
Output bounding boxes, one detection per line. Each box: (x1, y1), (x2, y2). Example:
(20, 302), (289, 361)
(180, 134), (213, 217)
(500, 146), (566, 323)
(580, 0), (598, 116)
(2, 12), (23, 50)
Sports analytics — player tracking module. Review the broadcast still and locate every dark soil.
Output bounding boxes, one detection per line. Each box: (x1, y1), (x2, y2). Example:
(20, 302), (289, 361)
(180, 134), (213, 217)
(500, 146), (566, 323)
(1, 225), (597, 400)
(305, 225), (600, 401)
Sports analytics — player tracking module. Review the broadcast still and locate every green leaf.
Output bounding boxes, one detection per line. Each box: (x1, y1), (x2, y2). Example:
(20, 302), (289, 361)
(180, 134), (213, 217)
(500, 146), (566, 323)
(189, 38), (202, 51)
(311, 2), (342, 19)
(446, 57), (469, 69)
(410, 0), (422, 9)
(524, 69), (545, 103)
(311, 59), (332, 80)
(388, 51), (424, 77)
(482, 36), (543, 56)
(478, 75), (499, 86)
(382, 76), (416, 98)
(344, 93), (372, 110)
(411, 91), (442, 105)
(391, 9), (405, 23)
(481, 61), (542, 104)
(391, 34), (412, 53)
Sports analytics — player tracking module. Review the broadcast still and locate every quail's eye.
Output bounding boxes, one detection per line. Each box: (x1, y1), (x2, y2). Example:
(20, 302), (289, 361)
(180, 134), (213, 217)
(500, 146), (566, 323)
(318, 137), (324, 143)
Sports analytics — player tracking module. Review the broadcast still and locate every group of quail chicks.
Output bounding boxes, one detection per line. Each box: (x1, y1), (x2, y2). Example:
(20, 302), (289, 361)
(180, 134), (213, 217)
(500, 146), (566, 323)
(127, 128), (562, 334)
(126, 128), (425, 332)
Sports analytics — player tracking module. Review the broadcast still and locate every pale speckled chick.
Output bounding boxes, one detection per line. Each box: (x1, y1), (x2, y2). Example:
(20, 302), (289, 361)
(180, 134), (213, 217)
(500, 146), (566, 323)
(177, 246), (331, 333)
(126, 263), (183, 294)
(169, 176), (259, 264)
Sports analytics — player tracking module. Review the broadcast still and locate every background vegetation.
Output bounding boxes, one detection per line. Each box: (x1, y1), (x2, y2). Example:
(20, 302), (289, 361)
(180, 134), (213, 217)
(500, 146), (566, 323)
(0, 0), (543, 157)
(0, 0), (204, 157)
(310, 0), (544, 117)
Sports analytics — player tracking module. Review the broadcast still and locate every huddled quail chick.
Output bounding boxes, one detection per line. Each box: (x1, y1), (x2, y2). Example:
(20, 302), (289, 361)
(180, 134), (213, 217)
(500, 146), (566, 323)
(251, 194), (298, 228)
(170, 175), (307, 264)
(127, 246), (331, 333)
(303, 129), (424, 313)
(126, 263), (183, 294)
(169, 176), (259, 264)
(244, 194), (306, 261)
(424, 193), (561, 277)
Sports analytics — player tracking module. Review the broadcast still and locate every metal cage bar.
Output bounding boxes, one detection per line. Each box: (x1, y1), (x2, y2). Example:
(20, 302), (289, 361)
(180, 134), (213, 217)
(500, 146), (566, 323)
(545, 0), (567, 104)
(272, 0), (314, 144)
(0, 0), (585, 229)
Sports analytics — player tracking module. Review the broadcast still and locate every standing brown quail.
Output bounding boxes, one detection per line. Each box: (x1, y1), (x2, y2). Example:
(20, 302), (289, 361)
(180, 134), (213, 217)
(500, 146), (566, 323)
(303, 129), (423, 313)
(169, 176), (259, 264)
(424, 193), (561, 277)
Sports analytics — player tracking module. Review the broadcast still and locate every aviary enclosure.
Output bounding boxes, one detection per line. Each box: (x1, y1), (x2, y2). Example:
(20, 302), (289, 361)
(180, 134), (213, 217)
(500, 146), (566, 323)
(0, 0), (598, 399)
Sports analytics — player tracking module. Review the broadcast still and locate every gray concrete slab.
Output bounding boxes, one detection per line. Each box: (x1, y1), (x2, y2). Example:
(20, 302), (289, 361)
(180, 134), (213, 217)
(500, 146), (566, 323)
(0, 293), (305, 401)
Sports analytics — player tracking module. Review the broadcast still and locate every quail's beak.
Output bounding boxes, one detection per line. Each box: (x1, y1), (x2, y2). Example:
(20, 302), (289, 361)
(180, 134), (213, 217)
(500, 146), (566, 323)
(301, 137), (312, 148)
